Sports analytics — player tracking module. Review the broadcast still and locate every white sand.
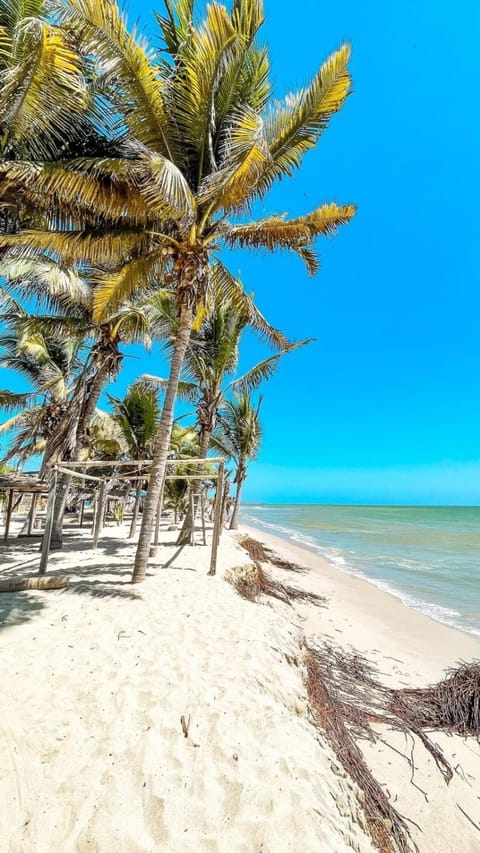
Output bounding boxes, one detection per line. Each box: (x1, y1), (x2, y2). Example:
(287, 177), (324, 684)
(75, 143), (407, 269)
(0, 520), (374, 853)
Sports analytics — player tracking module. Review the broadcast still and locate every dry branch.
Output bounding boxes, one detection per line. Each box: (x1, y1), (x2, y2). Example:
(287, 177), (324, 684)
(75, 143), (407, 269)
(305, 646), (416, 853)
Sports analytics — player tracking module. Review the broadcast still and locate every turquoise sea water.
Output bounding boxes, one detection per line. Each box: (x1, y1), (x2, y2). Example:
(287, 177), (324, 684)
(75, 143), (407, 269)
(241, 505), (480, 636)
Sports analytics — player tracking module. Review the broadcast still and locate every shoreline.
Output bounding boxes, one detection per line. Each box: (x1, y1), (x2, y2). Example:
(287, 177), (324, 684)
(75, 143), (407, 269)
(239, 521), (480, 682)
(238, 521), (480, 852)
(240, 514), (480, 639)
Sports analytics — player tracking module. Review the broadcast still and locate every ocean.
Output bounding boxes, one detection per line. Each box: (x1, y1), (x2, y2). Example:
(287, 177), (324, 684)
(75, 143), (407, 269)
(240, 504), (480, 636)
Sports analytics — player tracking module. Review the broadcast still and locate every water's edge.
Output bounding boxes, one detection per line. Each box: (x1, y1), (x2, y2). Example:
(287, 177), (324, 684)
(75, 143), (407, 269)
(240, 508), (480, 638)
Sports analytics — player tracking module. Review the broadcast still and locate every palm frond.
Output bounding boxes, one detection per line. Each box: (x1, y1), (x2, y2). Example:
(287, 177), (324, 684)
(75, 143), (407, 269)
(210, 262), (289, 350)
(168, 1), (240, 185)
(230, 338), (313, 394)
(52, 0), (174, 157)
(92, 249), (167, 321)
(140, 374), (198, 403)
(259, 44), (352, 191)
(0, 389), (38, 413)
(198, 107), (271, 213)
(0, 228), (152, 267)
(0, 255), (91, 311)
(225, 203), (356, 250)
(0, 160), (152, 226)
(0, 16), (87, 157)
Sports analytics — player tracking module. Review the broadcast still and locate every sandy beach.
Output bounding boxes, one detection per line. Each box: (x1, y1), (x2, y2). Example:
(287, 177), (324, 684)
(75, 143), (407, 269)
(1, 517), (479, 852)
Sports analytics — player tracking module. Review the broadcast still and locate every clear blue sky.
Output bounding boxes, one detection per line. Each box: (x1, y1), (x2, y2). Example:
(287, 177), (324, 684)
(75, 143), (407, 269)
(2, 0), (480, 504)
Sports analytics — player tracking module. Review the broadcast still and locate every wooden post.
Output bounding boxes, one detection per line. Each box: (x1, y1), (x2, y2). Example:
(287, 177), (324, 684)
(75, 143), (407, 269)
(39, 471), (58, 576)
(92, 480), (106, 548)
(150, 477), (165, 557)
(3, 489), (14, 542)
(221, 477), (230, 526)
(200, 491), (207, 546)
(79, 499), (85, 528)
(189, 490), (196, 546)
(128, 481), (142, 539)
(91, 495), (96, 536)
(208, 463), (225, 577)
(27, 492), (39, 536)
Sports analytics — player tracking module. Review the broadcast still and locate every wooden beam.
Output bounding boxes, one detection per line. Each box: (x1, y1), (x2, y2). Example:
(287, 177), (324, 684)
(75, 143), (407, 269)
(39, 471), (58, 576)
(3, 488), (14, 542)
(55, 466), (104, 483)
(54, 457), (224, 469)
(208, 462), (225, 577)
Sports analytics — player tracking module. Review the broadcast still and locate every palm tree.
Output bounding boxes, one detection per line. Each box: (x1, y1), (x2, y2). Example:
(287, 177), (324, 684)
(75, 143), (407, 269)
(0, 0), (355, 581)
(0, 256), (156, 545)
(0, 316), (83, 466)
(107, 381), (162, 536)
(164, 424), (201, 526)
(211, 393), (262, 530)
(142, 289), (310, 542)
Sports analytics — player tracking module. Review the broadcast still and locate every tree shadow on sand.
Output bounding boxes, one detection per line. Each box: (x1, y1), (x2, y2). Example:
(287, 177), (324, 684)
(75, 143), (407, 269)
(0, 591), (46, 631)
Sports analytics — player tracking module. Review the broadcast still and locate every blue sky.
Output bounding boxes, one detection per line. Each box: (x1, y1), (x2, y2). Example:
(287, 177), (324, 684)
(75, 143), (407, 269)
(2, 0), (480, 504)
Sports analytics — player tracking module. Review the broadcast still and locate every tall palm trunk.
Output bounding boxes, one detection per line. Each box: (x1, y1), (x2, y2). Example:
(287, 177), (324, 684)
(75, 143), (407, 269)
(176, 426), (210, 545)
(229, 472), (245, 530)
(132, 302), (194, 582)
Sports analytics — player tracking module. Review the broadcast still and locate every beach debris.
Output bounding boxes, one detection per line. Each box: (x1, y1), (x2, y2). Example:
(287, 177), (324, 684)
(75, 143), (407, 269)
(181, 715), (190, 738)
(239, 536), (306, 573)
(0, 576), (70, 593)
(456, 803), (480, 834)
(227, 561), (326, 608)
(391, 662), (480, 738)
(305, 645), (416, 853)
(305, 645), (480, 852)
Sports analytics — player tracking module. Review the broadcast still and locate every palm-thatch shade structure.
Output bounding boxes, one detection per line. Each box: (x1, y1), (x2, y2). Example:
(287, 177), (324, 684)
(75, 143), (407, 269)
(0, 474), (49, 541)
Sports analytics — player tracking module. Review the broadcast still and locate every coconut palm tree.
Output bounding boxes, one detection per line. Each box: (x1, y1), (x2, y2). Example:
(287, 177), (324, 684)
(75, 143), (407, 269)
(211, 393), (262, 530)
(0, 256), (157, 545)
(106, 381), (162, 536)
(0, 0), (355, 581)
(164, 424), (201, 526)
(142, 288), (311, 542)
(0, 315), (83, 466)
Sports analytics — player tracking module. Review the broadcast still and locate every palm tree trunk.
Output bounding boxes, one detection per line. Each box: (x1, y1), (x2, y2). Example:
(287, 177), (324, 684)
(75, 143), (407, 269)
(132, 303), (194, 583)
(229, 477), (244, 530)
(176, 427), (210, 545)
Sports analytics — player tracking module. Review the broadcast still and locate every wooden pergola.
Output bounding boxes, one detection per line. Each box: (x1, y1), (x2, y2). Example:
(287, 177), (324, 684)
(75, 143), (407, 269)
(38, 457), (226, 577)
